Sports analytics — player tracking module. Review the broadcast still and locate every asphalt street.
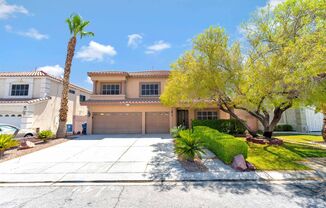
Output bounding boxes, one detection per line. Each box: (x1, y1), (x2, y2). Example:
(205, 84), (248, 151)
(0, 181), (325, 208)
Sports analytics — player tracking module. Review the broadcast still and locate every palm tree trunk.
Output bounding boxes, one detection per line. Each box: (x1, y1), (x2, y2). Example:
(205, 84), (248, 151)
(322, 113), (326, 142)
(56, 36), (77, 138)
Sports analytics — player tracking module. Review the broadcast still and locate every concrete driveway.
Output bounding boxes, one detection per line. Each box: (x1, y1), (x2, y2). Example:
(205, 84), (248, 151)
(0, 134), (184, 182)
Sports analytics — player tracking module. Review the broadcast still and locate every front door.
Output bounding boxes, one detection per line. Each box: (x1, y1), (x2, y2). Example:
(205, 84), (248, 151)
(177, 110), (189, 128)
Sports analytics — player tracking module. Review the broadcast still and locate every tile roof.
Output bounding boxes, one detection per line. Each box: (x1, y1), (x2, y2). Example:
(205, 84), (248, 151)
(87, 70), (170, 77)
(0, 71), (48, 77)
(0, 96), (51, 104)
(0, 71), (91, 94)
(81, 97), (161, 105)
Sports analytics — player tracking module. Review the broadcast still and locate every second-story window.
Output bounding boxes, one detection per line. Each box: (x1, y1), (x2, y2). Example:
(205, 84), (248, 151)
(11, 84), (29, 96)
(102, 84), (120, 95)
(80, 95), (86, 102)
(141, 83), (159, 96)
(69, 89), (75, 94)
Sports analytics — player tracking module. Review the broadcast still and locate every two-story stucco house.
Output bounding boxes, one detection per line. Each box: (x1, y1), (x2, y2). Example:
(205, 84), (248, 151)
(0, 71), (91, 133)
(82, 70), (258, 134)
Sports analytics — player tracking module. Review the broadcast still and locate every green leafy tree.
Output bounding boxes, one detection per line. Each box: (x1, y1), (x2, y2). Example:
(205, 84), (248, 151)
(161, 0), (325, 138)
(304, 73), (326, 141)
(56, 14), (94, 138)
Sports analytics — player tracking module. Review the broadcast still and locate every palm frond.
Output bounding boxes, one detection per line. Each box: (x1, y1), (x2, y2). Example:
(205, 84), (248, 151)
(66, 13), (94, 38)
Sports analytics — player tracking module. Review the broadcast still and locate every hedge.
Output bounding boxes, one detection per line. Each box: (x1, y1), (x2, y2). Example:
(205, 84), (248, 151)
(192, 119), (246, 135)
(274, 124), (293, 131)
(193, 126), (248, 164)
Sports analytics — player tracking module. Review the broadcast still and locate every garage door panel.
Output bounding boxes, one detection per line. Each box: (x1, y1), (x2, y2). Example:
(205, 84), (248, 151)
(93, 112), (142, 134)
(145, 112), (170, 133)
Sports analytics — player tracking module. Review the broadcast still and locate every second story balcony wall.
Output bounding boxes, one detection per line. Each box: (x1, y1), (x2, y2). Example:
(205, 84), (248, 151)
(89, 94), (126, 100)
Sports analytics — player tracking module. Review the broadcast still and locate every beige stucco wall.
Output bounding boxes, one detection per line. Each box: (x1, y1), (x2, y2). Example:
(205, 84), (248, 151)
(87, 104), (175, 134)
(92, 76), (167, 99)
(234, 109), (258, 131)
(126, 77), (167, 98)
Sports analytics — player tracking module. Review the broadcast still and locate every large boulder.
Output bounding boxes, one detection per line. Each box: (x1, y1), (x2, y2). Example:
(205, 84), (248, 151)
(231, 154), (247, 171)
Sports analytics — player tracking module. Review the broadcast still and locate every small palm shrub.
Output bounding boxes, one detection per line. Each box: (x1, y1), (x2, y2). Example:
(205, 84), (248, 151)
(175, 130), (206, 161)
(170, 125), (186, 138)
(38, 130), (54, 142)
(0, 134), (19, 156)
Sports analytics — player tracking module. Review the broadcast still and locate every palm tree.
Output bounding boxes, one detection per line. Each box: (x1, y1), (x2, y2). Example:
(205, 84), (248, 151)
(56, 14), (94, 138)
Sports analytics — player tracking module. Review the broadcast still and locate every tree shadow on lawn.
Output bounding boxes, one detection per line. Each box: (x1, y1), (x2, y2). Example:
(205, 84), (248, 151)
(145, 141), (325, 207)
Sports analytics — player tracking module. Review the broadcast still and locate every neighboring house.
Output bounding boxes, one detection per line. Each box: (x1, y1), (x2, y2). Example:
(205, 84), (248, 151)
(0, 71), (91, 134)
(82, 70), (258, 134)
(278, 107), (324, 132)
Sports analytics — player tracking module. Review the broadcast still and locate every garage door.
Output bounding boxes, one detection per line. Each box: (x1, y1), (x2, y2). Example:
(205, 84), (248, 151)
(0, 115), (22, 128)
(145, 112), (170, 133)
(92, 112), (142, 134)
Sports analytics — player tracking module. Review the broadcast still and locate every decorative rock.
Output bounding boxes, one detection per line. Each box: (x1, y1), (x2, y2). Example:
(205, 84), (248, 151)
(231, 154), (247, 171)
(19, 140), (35, 150)
(246, 161), (256, 171)
(269, 138), (284, 145)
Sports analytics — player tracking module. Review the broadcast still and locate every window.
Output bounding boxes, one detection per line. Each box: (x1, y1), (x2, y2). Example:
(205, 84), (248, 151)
(196, 111), (218, 120)
(11, 84), (29, 96)
(141, 83), (159, 96)
(80, 95), (86, 102)
(69, 89), (75, 94)
(102, 84), (120, 95)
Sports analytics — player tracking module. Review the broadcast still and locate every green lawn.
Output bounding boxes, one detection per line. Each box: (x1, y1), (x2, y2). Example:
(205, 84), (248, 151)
(246, 142), (326, 170)
(278, 135), (324, 144)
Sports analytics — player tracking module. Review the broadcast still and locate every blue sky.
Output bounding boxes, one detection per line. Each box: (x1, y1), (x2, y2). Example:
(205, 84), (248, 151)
(0, 0), (277, 90)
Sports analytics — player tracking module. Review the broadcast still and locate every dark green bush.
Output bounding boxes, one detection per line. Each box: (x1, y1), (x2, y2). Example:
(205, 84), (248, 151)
(193, 126), (248, 164)
(274, 124), (293, 131)
(192, 119), (246, 135)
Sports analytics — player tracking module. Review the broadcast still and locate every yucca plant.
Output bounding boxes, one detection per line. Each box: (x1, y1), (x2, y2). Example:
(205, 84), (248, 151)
(0, 134), (19, 157)
(170, 125), (186, 138)
(175, 130), (206, 161)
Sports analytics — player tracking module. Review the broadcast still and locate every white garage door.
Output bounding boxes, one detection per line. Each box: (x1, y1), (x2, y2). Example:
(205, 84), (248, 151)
(0, 114), (22, 128)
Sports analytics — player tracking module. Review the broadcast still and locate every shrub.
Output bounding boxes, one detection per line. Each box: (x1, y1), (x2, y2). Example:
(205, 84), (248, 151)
(193, 126), (248, 164)
(0, 134), (19, 155)
(192, 119), (246, 135)
(175, 130), (206, 161)
(274, 124), (293, 131)
(170, 125), (186, 138)
(38, 130), (54, 141)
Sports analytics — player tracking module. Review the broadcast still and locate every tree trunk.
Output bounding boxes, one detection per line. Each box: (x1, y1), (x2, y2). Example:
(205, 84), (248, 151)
(56, 36), (77, 138)
(322, 113), (326, 142)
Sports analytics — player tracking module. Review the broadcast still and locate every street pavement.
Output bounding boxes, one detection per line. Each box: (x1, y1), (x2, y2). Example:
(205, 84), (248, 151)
(0, 181), (325, 208)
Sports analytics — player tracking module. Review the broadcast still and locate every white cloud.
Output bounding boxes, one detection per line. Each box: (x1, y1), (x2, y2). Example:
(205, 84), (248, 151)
(76, 41), (117, 62)
(86, 77), (93, 84)
(127, 34), (143, 48)
(145, 40), (171, 54)
(37, 65), (64, 78)
(18, 28), (49, 40)
(0, 0), (28, 19)
(4, 25), (49, 40)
